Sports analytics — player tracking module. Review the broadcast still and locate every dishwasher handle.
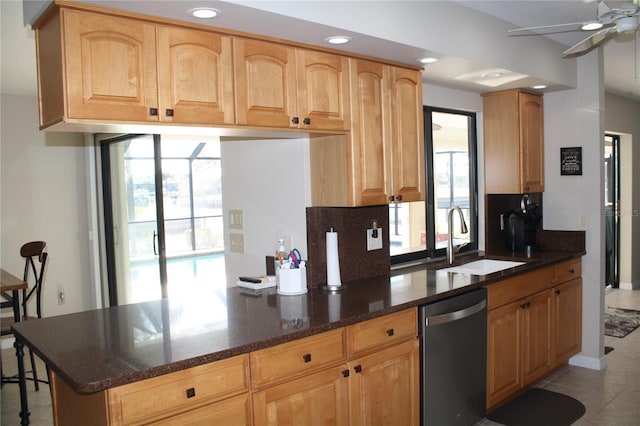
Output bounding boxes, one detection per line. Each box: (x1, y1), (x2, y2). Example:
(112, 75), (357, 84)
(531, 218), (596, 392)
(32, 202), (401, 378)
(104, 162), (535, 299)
(424, 299), (486, 327)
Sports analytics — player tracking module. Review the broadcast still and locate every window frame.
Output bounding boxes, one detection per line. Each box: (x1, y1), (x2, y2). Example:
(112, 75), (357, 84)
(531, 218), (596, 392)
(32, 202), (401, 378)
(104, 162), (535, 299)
(391, 106), (479, 265)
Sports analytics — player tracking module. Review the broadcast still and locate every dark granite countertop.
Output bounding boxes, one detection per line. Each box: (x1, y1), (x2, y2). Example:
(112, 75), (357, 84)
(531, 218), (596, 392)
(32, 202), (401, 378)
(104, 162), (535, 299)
(12, 249), (583, 394)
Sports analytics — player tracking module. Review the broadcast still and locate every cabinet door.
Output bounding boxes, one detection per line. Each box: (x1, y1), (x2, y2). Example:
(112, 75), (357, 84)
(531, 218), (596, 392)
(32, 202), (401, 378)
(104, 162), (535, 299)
(519, 92), (544, 192)
(349, 59), (392, 205)
(553, 278), (582, 365)
(521, 290), (553, 387)
(487, 301), (522, 410)
(389, 67), (425, 203)
(156, 26), (234, 125)
(296, 50), (350, 131)
(234, 38), (297, 128)
(63, 10), (158, 121)
(349, 339), (420, 426)
(252, 366), (349, 426)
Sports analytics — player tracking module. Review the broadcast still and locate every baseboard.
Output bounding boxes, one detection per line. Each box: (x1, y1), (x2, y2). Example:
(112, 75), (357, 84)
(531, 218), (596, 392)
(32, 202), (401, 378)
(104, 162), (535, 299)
(619, 280), (639, 290)
(569, 353), (607, 371)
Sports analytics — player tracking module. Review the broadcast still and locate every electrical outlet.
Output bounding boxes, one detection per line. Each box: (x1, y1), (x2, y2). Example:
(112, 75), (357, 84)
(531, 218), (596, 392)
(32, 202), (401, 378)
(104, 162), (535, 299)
(58, 287), (65, 305)
(230, 233), (245, 253)
(366, 228), (383, 251)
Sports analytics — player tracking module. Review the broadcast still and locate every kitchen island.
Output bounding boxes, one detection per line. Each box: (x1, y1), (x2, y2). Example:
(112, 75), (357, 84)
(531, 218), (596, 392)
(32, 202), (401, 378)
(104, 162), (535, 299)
(12, 249), (584, 425)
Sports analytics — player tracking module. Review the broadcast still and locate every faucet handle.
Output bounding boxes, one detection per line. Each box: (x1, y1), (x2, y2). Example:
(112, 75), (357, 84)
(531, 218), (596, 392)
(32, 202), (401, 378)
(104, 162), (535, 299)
(454, 241), (469, 254)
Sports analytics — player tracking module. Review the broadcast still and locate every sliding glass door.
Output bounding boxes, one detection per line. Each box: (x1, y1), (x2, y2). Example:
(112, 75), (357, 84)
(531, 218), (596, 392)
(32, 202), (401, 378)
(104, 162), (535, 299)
(101, 134), (225, 306)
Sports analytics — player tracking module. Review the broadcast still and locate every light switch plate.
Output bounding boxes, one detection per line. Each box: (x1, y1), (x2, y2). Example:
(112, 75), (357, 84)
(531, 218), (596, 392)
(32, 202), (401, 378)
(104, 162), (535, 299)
(366, 228), (383, 251)
(229, 209), (244, 230)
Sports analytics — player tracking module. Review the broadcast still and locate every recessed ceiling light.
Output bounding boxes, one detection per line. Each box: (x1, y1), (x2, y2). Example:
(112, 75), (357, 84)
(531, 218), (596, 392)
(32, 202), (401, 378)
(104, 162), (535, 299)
(325, 36), (352, 45)
(531, 84), (547, 90)
(581, 21), (603, 31)
(189, 7), (221, 19)
(419, 57), (440, 64)
(481, 72), (502, 79)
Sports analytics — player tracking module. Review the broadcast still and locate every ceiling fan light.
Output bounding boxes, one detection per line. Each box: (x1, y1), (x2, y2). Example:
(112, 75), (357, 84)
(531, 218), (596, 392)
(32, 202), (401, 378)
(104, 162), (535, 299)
(581, 21), (603, 31)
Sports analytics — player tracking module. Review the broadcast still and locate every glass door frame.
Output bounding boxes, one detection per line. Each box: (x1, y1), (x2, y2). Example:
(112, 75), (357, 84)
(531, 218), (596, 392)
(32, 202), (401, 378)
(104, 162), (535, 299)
(100, 134), (168, 306)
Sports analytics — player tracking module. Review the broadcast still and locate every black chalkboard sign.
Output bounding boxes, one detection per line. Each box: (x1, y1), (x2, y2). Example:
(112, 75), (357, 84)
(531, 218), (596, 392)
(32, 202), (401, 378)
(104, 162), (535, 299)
(560, 147), (582, 175)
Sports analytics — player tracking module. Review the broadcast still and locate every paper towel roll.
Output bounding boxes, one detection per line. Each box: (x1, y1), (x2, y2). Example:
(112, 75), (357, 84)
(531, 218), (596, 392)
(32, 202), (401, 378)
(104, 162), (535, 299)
(326, 230), (342, 287)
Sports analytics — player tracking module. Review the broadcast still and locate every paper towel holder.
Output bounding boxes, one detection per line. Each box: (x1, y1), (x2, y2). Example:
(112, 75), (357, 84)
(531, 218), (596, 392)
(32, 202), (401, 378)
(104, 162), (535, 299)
(321, 227), (347, 292)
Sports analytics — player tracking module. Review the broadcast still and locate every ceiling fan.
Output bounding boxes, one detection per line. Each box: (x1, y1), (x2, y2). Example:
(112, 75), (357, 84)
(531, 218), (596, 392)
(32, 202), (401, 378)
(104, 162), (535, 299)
(508, 0), (639, 57)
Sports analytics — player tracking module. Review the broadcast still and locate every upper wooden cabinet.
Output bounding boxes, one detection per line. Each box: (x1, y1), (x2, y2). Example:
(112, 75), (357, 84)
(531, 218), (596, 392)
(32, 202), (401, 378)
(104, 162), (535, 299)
(310, 59), (424, 206)
(234, 37), (350, 131)
(482, 89), (544, 194)
(37, 9), (234, 128)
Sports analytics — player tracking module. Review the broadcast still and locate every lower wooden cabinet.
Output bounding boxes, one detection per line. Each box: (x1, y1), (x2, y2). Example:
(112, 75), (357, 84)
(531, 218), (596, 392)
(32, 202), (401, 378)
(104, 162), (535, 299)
(348, 339), (420, 426)
(485, 259), (582, 411)
(252, 365), (350, 425)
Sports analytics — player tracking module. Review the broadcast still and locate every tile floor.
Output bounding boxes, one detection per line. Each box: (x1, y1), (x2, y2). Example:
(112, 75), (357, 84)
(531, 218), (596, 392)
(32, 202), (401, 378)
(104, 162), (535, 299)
(1, 289), (639, 425)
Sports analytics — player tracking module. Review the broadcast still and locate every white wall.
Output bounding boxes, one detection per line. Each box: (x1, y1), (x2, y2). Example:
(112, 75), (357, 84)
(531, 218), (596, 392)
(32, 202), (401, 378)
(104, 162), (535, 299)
(220, 137), (310, 284)
(544, 52), (606, 369)
(605, 93), (640, 290)
(0, 94), (94, 324)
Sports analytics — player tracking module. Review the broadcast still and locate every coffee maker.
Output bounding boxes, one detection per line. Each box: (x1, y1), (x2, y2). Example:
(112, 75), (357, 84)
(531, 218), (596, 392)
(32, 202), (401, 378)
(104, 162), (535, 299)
(503, 194), (541, 253)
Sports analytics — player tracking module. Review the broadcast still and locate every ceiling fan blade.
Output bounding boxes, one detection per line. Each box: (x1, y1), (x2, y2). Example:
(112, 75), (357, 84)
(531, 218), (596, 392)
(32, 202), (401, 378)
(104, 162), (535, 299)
(562, 26), (617, 56)
(508, 21), (586, 33)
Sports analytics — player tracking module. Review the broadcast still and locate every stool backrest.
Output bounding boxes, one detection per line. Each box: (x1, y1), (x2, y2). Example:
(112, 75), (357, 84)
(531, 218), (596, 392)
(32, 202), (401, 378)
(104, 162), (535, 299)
(21, 241), (48, 319)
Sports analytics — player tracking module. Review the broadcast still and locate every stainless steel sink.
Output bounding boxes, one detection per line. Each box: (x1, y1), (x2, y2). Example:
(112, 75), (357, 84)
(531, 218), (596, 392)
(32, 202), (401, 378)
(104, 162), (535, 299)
(440, 259), (526, 275)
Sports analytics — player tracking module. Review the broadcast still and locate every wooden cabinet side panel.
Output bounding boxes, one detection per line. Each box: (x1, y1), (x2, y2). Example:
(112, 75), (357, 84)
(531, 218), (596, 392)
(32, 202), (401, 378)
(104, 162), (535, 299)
(36, 10), (65, 128)
(252, 366), (350, 426)
(487, 301), (522, 410)
(390, 67), (425, 202)
(349, 59), (391, 206)
(519, 93), (544, 192)
(63, 10), (158, 122)
(51, 371), (109, 426)
(482, 91), (520, 194)
(233, 38), (297, 128)
(156, 26), (234, 124)
(296, 50), (351, 131)
(553, 278), (582, 365)
(309, 134), (351, 206)
(348, 339), (420, 426)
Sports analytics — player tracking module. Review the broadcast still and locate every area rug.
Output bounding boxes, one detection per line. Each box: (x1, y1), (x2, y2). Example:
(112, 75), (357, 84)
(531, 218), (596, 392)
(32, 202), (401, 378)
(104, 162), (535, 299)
(604, 306), (640, 338)
(487, 388), (585, 426)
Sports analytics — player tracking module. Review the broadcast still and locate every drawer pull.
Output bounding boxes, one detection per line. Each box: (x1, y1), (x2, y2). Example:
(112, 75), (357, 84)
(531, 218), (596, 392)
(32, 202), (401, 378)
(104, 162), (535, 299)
(556, 289), (561, 295)
(166, 108), (174, 117)
(149, 108), (158, 116)
(386, 328), (395, 337)
(302, 353), (312, 363)
(569, 269), (575, 274)
(292, 117), (300, 124)
(303, 117), (311, 125)
(520, 302), (531, 309)
(342, 369), (350, 378)
(186, 387), (196, 399)
(354, 365), (362, 374)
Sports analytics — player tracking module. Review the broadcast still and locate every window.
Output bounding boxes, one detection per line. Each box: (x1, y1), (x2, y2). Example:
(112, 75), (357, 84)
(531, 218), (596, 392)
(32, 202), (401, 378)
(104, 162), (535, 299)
(390, 107), (478, 263)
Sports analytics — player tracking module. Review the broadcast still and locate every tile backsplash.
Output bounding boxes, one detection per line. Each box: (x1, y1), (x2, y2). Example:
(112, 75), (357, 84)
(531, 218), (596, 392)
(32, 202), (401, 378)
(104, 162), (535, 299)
(306, 205), (390, 287)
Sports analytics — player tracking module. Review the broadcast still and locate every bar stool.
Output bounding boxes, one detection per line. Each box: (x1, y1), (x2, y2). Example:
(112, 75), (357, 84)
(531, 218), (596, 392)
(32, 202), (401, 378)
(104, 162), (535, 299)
(1, 241), (49, 390)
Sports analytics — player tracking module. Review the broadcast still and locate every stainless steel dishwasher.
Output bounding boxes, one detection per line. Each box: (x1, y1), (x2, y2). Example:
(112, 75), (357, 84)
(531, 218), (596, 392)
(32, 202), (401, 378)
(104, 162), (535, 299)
(419, 288), (487, 425)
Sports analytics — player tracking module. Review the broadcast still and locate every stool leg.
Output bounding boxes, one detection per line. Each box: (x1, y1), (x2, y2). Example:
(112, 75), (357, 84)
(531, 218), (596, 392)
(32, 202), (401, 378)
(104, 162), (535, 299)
(14, 338), (31, 425)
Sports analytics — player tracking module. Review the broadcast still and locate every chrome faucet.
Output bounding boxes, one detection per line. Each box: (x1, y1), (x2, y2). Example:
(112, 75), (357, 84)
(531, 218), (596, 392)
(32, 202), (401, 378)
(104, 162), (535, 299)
(447, 206), (469, 264)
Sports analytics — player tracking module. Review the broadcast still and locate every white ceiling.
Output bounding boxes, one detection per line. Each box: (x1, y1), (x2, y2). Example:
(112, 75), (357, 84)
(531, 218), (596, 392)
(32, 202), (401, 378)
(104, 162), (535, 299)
(2, 0), (639, 102)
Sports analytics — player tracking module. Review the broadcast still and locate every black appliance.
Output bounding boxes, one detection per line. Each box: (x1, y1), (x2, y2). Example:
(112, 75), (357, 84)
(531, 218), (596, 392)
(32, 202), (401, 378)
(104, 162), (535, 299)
(419, 288), (487, 425)
(503, 195), (541, 252)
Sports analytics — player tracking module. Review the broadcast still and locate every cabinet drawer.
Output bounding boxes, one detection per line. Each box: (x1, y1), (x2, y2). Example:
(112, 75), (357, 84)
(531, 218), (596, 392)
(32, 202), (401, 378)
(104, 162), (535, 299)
(152, 393), (251, 426)
(107, 354), (249, 425)
(250, 328), (346, 388)
(486, 267), (553, 309)
(347, 308), (417, 358)
(553, 259), (581, 284)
